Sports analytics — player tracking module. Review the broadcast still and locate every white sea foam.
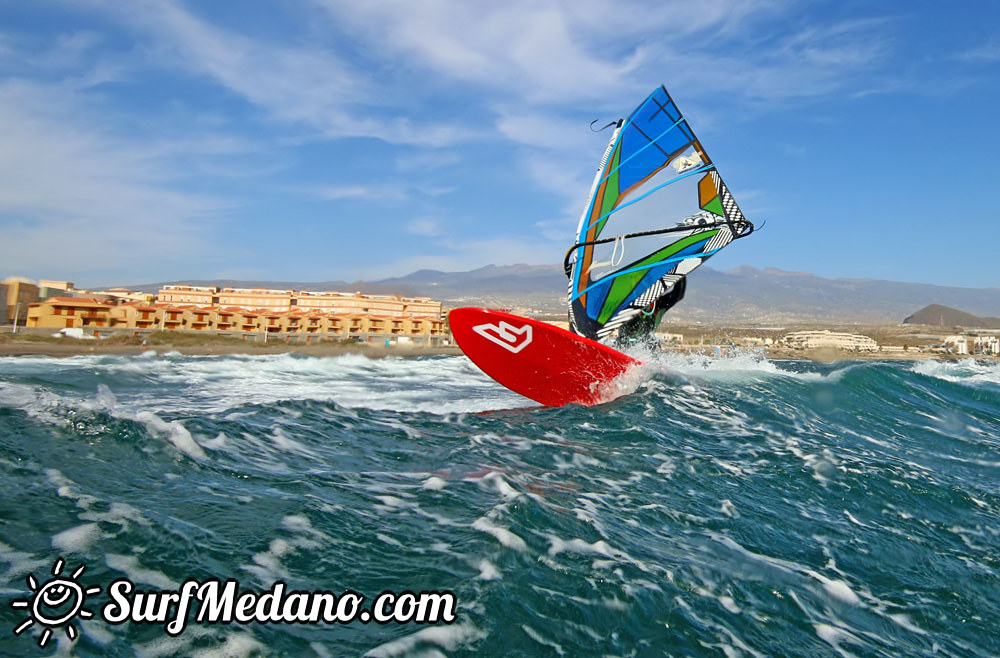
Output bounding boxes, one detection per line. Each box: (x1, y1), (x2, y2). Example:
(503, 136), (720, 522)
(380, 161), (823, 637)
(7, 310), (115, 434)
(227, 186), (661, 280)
(190, 633), (265, 658)
(105, 553), (178, 589)
(135, 411), (207, 460)
(240, 515), (326, 584)
(472, 517), (528, 552)
(51, 523), (101, 553)
(81, 502), (152, 530)
(807, 571), (862, 606)
(134, 627), (229, 658)
(45, 468), (97, 510)
(377, 533), (405, 548)
(472, 471), (522, 499)
(814, 623), (862, 653)
(912, 358), (1000, 387)
(422, 476), (447, 490)
(643, 348), (822, 381)
(363, 622), (486, 657)
(0, 353), (533, 415)
(0, 540), (47, 581)
(521, 624), (566, 655)
(476, 558), (501, 580)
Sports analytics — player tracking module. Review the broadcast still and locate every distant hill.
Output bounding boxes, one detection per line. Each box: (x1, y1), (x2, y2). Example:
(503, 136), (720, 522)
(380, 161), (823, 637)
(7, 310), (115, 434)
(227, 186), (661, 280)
(903, 304), (1000, 328)
(120, 265), (1000, 324)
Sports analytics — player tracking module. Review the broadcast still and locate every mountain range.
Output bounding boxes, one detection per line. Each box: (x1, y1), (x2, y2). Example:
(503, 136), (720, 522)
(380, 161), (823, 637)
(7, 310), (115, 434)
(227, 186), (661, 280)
(125, 265), (1000, 325)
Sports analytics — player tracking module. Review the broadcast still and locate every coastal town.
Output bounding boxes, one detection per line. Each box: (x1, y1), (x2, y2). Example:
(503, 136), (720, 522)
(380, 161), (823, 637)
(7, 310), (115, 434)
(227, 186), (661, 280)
(1, 277), (447, 346)
(2, 274), (998, 357)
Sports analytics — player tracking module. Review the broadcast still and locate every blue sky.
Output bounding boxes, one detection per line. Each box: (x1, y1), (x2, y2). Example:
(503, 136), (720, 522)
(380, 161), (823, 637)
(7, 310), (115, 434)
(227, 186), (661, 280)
(1, 0), (998, 288)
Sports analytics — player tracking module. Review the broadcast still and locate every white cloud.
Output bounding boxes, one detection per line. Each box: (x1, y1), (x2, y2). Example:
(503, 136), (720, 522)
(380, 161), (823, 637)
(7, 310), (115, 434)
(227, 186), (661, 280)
(957, 36), (1000, 62)
(316, 0), (644, 106)
(310, 0), (898, 234)
(406, 218), (442, 237)
(317, 184), (409, 202)
(495, 111), (592, 152)
(0, 78), (233, 281)
(89, 0), (478, 147)
(315, 0), (892, 110)
(313, 182), (454, 203)
(394, 150), (462, 172)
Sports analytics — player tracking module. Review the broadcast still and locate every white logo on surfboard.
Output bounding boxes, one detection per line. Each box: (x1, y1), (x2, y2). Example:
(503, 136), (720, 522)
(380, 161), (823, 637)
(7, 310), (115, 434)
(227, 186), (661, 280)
(472, 321), (533, 353)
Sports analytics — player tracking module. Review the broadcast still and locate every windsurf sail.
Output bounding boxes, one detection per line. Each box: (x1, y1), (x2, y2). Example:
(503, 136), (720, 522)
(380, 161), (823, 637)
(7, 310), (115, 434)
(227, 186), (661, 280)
(565, 85), (753, 341)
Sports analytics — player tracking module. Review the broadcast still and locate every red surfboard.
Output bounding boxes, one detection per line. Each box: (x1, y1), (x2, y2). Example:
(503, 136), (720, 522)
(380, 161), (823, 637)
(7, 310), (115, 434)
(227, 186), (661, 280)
(449, 307), (642, 407)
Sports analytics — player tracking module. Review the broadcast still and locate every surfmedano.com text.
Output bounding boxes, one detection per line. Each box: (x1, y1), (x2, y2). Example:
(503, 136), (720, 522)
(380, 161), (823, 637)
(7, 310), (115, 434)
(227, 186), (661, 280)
(103, 578), (457, 635)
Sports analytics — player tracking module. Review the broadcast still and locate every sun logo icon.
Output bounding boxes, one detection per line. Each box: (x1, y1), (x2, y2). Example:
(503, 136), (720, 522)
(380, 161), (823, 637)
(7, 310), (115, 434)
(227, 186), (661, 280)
(10, 557), (101, 648)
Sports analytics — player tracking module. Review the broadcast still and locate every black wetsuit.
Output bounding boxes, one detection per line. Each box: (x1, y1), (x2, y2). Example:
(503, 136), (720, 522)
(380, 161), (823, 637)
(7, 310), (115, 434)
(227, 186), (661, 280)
(614, 278), (686, 349)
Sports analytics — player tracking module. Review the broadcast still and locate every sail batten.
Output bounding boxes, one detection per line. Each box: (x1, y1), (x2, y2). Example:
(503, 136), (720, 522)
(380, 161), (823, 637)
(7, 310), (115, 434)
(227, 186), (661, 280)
(596, 116), (686, 188)
(566, 85), (754, 341)
(582, 163), (714, 236)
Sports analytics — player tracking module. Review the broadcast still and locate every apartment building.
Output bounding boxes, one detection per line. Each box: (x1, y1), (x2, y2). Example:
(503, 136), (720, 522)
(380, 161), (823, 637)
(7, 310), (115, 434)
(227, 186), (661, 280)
(38, 280), (74, 291)
(219, 288), (294, 311)
(3, 277), (40, 324)
(25, 290), (447, 340)
(109, 303), (161, 330)
(26, 297), (116, 329)
(156, 285), (443, 318)
(93, 288), (155, 303)
(784, 330), (878, 351)
(156, 285), (217, 306)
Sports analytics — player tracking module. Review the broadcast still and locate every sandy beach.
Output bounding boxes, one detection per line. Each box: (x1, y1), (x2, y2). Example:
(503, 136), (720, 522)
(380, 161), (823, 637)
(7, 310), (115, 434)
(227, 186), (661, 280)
(0, 333), (463, 359)
(0, 332), (981, 362)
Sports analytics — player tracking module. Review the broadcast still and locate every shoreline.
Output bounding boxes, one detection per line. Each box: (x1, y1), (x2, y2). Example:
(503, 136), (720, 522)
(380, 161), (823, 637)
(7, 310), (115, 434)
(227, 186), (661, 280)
(0, 339), (464, 359)
(0, 337), (988, 362)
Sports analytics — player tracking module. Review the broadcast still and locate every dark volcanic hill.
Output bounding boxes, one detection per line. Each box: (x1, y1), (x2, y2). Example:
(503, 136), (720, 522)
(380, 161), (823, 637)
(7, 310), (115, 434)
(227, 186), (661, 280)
(903, 304), (1000, 328)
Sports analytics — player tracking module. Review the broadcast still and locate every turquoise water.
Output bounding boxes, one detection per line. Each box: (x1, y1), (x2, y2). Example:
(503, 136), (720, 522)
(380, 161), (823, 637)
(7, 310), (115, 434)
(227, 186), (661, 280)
(1, 351), (998, 656)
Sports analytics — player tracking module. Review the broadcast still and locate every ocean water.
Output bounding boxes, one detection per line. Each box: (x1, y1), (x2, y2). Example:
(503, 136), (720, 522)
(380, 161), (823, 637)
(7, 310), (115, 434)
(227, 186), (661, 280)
(1, 350), (998, 657)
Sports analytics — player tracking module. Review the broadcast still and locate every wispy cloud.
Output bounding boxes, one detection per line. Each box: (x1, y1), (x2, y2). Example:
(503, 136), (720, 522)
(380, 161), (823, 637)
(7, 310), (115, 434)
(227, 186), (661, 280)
(0, 72), (235, 280)
(394, 150), (463, 172)
(317, 184), (410, 202)
(310, 0), (899, 228)
(406, 218), (443, 237)
(88, 0), (478, 147)
(314, 182), (454, 203)
(317, 0), (895, 110)
(957, 36), (1000, 62)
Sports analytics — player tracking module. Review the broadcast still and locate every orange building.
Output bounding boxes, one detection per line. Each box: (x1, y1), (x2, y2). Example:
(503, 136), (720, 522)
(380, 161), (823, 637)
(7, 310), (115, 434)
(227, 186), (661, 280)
(26, 297), (115, 329)
(213, 308), (238, 331)
(157, 285), (218, 306)
(109, 302), (161, 330)
(218, 288), (294, 311)
(156, 285), (442, 319)
(183, 306), (213, 330)
(23, 287), (448, 342)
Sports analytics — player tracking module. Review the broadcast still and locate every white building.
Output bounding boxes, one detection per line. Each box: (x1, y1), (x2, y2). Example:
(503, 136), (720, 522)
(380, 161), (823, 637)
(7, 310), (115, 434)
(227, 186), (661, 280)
(784, 330), (878, 352)
(973, 335), (999, 355)
(944, 335), (969, 355)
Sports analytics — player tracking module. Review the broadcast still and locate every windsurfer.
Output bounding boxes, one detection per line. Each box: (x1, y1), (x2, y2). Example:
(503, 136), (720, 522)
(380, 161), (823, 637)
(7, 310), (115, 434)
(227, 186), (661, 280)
(614, 278), (686, 348)
(566, 85), (753, 351)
